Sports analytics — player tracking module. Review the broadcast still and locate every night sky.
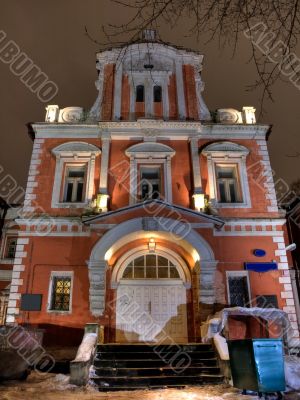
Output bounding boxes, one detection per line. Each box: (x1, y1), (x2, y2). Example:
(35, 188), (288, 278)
(1, 0), (300, 194)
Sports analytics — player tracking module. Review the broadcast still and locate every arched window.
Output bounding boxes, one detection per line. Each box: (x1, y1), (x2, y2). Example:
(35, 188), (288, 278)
(136, 85), (144, 102)
(153, 85), (162, 102)
(122, 254), (180, 279)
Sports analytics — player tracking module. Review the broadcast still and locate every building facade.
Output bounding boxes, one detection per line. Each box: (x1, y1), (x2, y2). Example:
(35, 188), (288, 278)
(4, 33), (300, 346)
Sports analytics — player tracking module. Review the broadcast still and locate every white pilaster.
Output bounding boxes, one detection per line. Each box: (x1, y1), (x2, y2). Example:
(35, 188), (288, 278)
(175, 61), (186, 120)
(113, 62), (123, 120)
(189, 138), (202, 194)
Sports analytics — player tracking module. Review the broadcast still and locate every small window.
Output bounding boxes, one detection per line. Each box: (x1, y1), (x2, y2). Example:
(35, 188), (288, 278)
(50, 276), (72, 311)
(153, 86), (162, 102)
(5, 238), (17, 259)
(256, 295), (278, 309)
(216, 164), (241, 203)
(136, 85), (144, 102)
(140, 167), (161, 200)
(228, 275), (250, 307)
(63, 166), (86, 203)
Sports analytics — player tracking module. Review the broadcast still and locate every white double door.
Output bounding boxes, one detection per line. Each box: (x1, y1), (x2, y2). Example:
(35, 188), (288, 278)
(116, 281), (188, 343)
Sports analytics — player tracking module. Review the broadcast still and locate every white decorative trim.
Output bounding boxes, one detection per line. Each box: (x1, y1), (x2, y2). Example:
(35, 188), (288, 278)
(189, 138), (202, 194)
(51, 142), (101, 208)
(47, 271), (74, 314)
(202, 142), (251, 208)
(256, 139), (278, 213)
(125, 142), (175, 204)
(99, 132), (111, 199)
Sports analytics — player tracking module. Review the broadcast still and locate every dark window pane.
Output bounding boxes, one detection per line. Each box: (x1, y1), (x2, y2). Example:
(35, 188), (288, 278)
(68, 169), (85, 178)
(228, 276), (250, 307)
(76, 182), (84, 202)
(157, 256), (168, 266)
(146, 266), (157, 278)
(218, 182), (226, 202)
(217, 168), (234, 179)
(158, 267), (168, 278)
(142, 171), (159, 180)
(134, 256), (144, 267)
(123, 266), (133, 279)
(256, 295), (278, 309)
(146, 254), (156, 266)
(136, 85), (144, 102)
(170, 267), (180, 278)
(134, 266), (145, 278)
(229, 183), (237, 202)
(51, 277), (71, 311)
(66, 183), (73, 202)
(154, 86), (162, 102)
(6, 239), (17, 259)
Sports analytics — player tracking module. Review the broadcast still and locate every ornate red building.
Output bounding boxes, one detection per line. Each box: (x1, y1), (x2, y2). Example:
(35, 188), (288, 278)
(1, 31), (299, 347)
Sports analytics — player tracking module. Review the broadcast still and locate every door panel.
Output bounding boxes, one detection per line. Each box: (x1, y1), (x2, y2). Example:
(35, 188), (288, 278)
(116, 282), (188, 343)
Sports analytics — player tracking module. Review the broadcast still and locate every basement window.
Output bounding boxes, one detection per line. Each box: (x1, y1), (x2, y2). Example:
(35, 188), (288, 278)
(49, 273), (73, 312)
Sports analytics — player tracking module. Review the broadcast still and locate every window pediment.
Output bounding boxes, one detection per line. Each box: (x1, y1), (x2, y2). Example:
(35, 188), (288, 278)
(202, 141), (249, 158)
(52, 142), (101, 158)
(126, 142), (175, 159)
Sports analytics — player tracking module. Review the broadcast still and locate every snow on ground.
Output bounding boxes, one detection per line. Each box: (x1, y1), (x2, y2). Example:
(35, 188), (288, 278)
(0, 372), (300, 400)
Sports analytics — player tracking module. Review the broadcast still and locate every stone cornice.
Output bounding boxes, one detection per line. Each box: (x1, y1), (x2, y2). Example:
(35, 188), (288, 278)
(31, 121), (270, 140)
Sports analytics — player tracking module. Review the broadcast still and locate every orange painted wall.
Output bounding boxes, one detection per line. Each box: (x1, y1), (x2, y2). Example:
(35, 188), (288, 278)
(183, 65), (199, 120)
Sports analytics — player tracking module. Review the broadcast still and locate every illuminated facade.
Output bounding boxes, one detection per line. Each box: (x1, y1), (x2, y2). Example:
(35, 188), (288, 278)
(3, 32), (300, 346)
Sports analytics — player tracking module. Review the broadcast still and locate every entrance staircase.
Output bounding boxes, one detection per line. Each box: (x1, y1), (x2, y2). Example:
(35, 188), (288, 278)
(91, 343), (223, 391)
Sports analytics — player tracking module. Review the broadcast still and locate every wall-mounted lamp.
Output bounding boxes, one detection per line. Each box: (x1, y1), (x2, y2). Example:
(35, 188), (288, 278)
(193, 193), (205, 212)
(148, 237), (156, 253)
(96, 193), (109, 212)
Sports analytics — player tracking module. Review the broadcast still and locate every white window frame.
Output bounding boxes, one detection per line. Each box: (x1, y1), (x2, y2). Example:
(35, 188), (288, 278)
(47, 271), (74, 314)
(51, 142), (101, 208)
(0, 231), (18, 264)
(226, 271), (252, 307)
(63, 164), (87, 203)
(126, 142), (175, 204)
(202, 142), (251, 208)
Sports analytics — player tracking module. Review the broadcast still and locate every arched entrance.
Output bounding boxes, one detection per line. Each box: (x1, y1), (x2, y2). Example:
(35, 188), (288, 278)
(87, 217), (218, 342)
(112, 246), (191, 343)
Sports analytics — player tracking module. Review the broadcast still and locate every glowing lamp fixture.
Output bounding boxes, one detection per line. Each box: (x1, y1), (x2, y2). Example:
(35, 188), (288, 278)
(96, 193), (109, 212)
(148, 237), (156, 253)
(193, 193), (205, 211)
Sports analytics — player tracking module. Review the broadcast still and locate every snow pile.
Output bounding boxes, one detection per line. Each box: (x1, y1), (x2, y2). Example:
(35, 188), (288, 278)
(73, 333), (97, 363)
(214, 333), (229, 361)
(284, 355), (300, 391)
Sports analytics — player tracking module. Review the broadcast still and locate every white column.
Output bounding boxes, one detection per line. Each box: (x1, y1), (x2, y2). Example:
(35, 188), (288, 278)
(145, 77), (153, 118)
(175, 61), (186, 120)
(199, 261), (218, 304)
(129, 156), (137, 205)
(162, 80), (169, 120)
(190, 138), (202, 193)
(98, 132), (111, 212)
(113, 62), (123, 120)
(165, 156), (173, 203)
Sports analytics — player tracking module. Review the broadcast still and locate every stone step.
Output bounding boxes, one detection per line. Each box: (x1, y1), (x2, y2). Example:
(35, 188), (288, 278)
(93, 374), (224, 390)
(93, 365), (221, 377)
(94, 357), (218, 369)
(96, 343), (213, 352)
(95, 350), (216, 360)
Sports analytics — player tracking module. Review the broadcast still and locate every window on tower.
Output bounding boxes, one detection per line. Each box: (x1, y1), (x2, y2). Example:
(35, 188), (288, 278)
(5, 237), (17, 259)
(63, 165), (86, 203)
(136, 85), (145, 102)
(153, 86), (162, 102)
